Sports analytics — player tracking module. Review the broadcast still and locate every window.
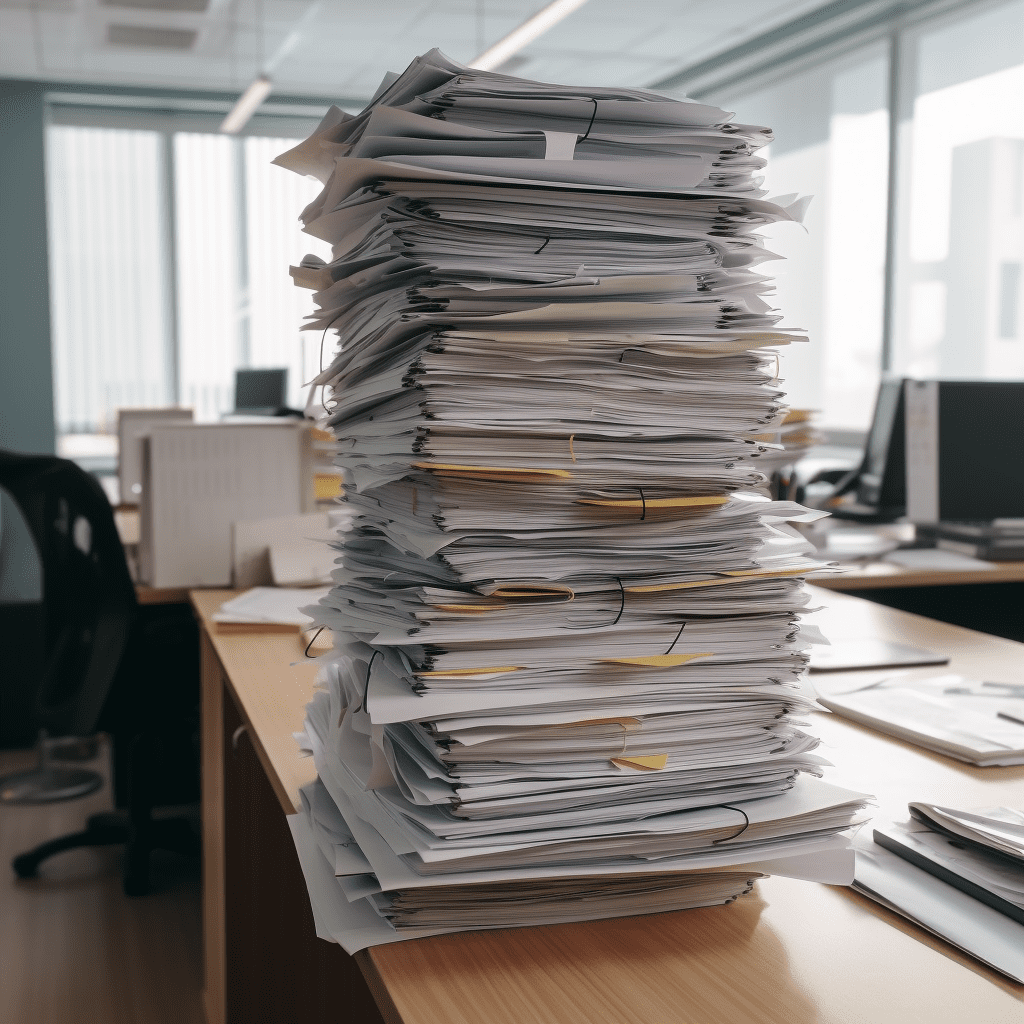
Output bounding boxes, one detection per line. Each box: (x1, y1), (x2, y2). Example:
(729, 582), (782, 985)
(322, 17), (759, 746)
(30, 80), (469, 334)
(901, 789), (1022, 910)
(46, 122), (330, 436)
(723, 48), (891, 433)
(704, 0), (1024, 436)
(892, 0), (1024, 379)
(47, 126), (171, 434)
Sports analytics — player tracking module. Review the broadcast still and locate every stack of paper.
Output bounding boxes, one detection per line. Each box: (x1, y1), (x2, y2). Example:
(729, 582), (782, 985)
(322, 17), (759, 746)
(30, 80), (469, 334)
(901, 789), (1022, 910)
(275, 49), (866, 952)
(854, 803), (1024, 981)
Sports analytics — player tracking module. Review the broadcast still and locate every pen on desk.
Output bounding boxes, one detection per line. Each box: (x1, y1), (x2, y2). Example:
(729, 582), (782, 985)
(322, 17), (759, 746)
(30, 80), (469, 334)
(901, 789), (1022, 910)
(997, 711), (1024, 727)
(982, 681), (1024, 696)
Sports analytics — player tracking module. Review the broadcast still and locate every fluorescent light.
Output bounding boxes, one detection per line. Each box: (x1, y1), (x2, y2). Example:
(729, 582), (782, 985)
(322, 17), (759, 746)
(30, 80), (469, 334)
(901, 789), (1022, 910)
(220, 74), (273, 134)
(469, 0), (591, 72)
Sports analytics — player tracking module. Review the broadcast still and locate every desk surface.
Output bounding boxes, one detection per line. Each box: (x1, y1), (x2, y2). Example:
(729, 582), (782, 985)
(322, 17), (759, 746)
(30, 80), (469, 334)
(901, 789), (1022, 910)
(192, 590), (317, 814)
(813, 559), (1024, 590)
(191, 587), (1024, 1024)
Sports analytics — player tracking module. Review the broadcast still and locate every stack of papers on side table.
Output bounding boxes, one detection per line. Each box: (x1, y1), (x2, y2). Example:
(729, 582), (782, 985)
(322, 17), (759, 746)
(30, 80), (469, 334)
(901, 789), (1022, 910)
(275, 49), (868, 952)
(854, 803), (1024, 981)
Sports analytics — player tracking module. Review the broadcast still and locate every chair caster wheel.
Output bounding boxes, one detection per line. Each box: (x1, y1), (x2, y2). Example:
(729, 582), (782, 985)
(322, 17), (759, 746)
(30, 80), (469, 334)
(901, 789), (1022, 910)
(12, 854), (39, 879)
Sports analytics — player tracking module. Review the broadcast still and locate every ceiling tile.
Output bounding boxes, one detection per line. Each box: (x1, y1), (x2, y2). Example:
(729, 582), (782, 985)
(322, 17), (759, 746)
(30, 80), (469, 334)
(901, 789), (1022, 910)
(0, 0), (841, 101)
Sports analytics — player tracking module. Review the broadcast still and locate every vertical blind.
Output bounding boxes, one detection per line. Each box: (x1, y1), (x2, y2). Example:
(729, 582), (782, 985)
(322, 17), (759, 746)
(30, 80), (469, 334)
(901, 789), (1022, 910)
(46, 125), (329, 435)
(48, 126), (170, 433)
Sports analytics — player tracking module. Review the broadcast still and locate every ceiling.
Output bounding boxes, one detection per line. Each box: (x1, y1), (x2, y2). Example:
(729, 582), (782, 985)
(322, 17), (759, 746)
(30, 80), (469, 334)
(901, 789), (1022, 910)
(0, 0), (838, 106)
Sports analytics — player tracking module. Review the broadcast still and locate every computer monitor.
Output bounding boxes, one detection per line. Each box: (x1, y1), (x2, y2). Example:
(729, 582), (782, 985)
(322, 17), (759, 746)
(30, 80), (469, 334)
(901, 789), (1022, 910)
(828, 376), (906, 522)
(904, 379), (1024, 523)
(234, 368), (288, 415)
(856, 376), (906, 515)
(832, 377), (1024, 524)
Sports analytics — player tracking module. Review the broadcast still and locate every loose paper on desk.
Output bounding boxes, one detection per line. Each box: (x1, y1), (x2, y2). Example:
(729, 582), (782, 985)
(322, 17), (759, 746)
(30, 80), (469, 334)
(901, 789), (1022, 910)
(214, 586), (332, 627)
(873, 814), (1024, 925)
(819, 674), (1024, 766)
(853, 828), (1024, 983)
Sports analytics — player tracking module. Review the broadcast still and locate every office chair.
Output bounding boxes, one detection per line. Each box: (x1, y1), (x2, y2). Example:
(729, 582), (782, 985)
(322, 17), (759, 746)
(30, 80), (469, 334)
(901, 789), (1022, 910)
(0, 449), (200, 896)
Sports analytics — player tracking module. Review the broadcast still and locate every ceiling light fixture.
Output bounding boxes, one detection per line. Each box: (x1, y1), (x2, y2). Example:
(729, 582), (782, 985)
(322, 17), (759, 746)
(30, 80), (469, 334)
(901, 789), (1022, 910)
(220, 74), (273, 134)
(469, 0), (591, 72)
(221, 0), (321, 134)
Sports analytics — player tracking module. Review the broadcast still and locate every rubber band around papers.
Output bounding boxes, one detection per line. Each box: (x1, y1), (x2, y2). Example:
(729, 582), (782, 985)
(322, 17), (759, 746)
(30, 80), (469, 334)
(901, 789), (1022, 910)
(712, 805), (751, 844)
(304, 626), (326, 659)
(578, 97), (599, 142)
(563, 576), (625, 629)
(611, 576), (626, 625)
(361, 650), (382, 711)
(664, 622), (686, 655)
(319, 316), (343, 412)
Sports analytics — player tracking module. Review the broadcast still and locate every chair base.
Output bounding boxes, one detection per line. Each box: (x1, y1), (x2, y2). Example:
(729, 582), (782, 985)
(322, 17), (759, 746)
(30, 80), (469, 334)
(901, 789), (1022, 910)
(12, 809), (200, 897)
(0, 765), (103, 804)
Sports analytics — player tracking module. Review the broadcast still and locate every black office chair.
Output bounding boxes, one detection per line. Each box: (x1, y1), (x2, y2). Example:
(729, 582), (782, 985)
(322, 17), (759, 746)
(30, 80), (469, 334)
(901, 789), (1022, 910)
(0, 449), (200, 895)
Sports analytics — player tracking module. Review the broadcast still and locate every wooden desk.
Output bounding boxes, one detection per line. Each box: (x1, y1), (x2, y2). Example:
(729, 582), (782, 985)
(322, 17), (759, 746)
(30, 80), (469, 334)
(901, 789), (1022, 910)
(813, 559), (1024, 591)
(191, 591), (384, 1024)
(192, 588), (1024, 1024)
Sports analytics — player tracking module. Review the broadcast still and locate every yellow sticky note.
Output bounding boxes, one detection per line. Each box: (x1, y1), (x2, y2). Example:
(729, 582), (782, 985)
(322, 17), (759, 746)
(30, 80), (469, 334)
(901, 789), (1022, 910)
(314, 472), (343, 499)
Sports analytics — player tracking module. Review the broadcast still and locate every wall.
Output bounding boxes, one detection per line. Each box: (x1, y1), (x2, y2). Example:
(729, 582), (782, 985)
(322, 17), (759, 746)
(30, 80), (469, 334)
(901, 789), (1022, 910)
(0, 80), (51, 603)
(0, 80), (55, 456)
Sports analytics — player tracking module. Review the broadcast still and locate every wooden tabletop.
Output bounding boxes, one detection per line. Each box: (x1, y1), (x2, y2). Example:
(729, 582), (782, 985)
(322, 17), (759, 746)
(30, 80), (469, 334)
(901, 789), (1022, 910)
(192, 586), (1024, 1023)
(191, 589), (318, 814)
(812, 559), (1024, 590)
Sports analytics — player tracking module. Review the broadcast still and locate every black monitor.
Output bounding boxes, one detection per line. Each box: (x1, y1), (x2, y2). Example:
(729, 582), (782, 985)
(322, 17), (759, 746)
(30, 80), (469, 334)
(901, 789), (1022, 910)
(832, 377), (1024, 523)
(906, 379), (1024, 522)
(829, 376), (906, 522)
(234, 368), (287, 415)
(856, 376), (906, 514)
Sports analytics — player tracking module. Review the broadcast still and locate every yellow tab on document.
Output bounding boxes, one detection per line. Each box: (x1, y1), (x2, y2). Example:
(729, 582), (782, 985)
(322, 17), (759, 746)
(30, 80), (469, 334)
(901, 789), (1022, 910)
(611, 754), (668, 771)
(413, 462), (571, 483)
(627, 569), (806, 594)
(432, 603), (504, 614)
(561, 717), (642, 729)
(489, 583), (575, 601)
(602, 653), (713, 668)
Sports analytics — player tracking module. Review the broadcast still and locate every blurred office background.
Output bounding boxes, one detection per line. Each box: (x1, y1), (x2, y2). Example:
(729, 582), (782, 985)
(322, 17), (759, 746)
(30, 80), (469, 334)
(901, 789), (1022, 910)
(0, 0), (1021, 457)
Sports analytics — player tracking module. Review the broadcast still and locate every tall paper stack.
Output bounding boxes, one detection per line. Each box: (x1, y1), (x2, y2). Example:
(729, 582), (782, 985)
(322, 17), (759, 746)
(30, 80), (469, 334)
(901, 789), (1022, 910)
(276, 50), (865, 952)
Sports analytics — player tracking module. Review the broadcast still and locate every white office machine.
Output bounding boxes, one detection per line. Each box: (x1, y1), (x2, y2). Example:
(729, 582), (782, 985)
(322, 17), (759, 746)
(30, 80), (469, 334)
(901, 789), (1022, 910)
(138, 421), (318, 588)
(116, 407), (194, 506)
